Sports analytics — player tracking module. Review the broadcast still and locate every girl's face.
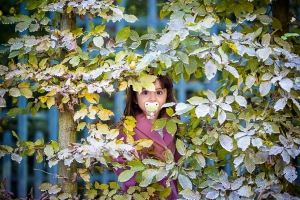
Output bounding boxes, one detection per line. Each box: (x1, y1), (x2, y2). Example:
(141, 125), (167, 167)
(136, 79), (167, 122)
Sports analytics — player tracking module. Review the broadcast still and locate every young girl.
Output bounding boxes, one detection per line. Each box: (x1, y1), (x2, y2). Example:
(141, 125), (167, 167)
(115, 75), (180, 200)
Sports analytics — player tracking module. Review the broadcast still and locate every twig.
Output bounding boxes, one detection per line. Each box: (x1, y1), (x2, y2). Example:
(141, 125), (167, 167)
(33, 168), (68, 179)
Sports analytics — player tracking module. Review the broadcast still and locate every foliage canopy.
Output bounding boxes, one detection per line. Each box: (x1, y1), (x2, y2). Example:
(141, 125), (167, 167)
(0, 0), (300, 199)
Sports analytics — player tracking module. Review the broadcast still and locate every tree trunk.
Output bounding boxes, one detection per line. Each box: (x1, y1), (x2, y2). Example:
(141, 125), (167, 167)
(272, 0), (289, 35)
(58, 11), (77, 196)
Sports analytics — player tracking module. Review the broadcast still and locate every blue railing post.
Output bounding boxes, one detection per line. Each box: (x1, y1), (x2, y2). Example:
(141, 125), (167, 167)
(48, 107), (58, 185)
(17, 96), (28, 197)
(47, 107), (58, 184)
(34, 131), (44, 198)
(148, 0), (157, 29)
(2, 130), (12, 192)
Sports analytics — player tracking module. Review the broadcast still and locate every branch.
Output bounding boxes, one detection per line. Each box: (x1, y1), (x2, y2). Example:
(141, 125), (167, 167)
(33, 168), (68, 179)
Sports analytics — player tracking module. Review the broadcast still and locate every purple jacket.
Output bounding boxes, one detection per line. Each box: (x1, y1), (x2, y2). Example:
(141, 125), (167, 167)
(115, 113), (180, 200)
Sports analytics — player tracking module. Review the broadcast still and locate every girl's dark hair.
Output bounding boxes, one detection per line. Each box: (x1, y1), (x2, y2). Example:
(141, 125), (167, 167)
(123, 75), (176, 118)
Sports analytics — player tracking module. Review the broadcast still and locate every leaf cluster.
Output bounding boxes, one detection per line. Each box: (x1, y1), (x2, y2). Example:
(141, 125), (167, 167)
(1, 0), (300, 199)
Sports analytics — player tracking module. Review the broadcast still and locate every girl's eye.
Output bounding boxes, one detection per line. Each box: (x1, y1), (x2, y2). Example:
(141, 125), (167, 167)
(156, 90), (163, 95)
(141, 90), (148, 95)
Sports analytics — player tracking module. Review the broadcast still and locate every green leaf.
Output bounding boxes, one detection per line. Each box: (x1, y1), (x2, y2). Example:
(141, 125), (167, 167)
(26, 0), (47, 10)
(177, 51), (189, 64)
(93, 36), (104, 48)
(44, 145), (54, 158)
(166, 108), (174, 117)
(48, 185), (61, 194)
(38, 182), (52, 191)
(57, 193), (72, 199)
(36, 153), (43, 163)
(159, 187), (172, 199)
(175, 103), (194, 115)
(166, 119), (177, 135)
(10, 42), (24, 51)
(152, 118), (167, 130)
(140, 169), (158, 187)
(237, 185), (253, 197)
(165, 149), (174, 164)
(128, 160), (145, 171)
(160, 10), (171, 19)
(178, 174), (193, 190)
(124, 14), (138, 23)
(9, 88), (21, 97)
(20, 88), (33, 98)
(283, 166), (297, 183)
(185, 56), (197, 75)
(118, 170), (135, 182)
(179, 189), (201, 200)
(142, 159), (165, 167)
(29, 24), (39, 32)
(7, 108), (23, 118)
(130, 30), (140, 41)
(15, 22), (30, 32)
(244, 151), (255, 173)
(116, 27), (130, 43)
(109, 182), (120, 189)
(195, 154), (206, 168)
(272, 17), (282, 30)
(85, 189), (97, 199)
(204, 59), (217, 80)
(69, 56), (80, 67)
(219, 135), (233, 152)
(176, 139), (186, 156)
(11, 153), (22, 163)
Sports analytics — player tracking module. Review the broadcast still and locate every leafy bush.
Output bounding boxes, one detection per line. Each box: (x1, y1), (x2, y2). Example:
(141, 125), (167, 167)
(0, 0), (300, 199)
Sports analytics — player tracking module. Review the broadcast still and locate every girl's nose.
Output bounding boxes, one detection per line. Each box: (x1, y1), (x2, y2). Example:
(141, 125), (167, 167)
(149, 92), (156, 102)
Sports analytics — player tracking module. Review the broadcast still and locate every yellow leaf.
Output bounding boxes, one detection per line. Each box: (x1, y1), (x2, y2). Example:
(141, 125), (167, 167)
(46, 89), (57, 97)
(39, 58), (48, 69)
(147, 187), (156, 196)
(87, 105), (98, 119)
(46, 97), (55, 108)
(74, 105), (88, 120)
(99, 183), (109, 190)
(119, 81), (128, 91)
(62, 96), (70, 103)
(98, 109), (114, 121)
(124, 116), (136, 132)
(132, 81), (142, 93)
(77, 122), (86, 131)
(97, 123), (110, 134)
(228, 43), (238, 53)
(85, 183), (92, 190)
(108, 129), (119, 139)
(18, 82), (30, 88)
(80, 172), (90, 182)
(142, 80), (155, 91)
(94, 181), (100, 189)
(85, 93), (100, 104)
(137, 139), (153, 148)
(20, 88), (33, 98)
(66, 51), (77, 57)
(126, 134), (134, 145)
(78, 168), (87, 174)
(39, 96), (48, 103)
(109, 182), (120, 190)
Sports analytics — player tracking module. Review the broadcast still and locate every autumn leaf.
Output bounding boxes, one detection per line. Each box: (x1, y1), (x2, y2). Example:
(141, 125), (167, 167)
(98, 109), (114, 121)
(85, 93), (100, 104)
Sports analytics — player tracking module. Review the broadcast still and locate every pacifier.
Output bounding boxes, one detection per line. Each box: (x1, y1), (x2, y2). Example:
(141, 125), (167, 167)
(145, 102), (159, 120)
